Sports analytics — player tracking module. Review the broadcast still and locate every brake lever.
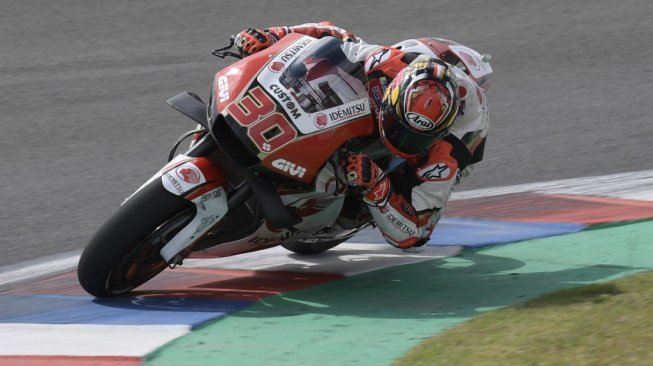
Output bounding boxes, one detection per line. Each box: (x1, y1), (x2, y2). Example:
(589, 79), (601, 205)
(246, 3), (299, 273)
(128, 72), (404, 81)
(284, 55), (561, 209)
(343, 155), (405, 195)
(211, 35), (243, 59)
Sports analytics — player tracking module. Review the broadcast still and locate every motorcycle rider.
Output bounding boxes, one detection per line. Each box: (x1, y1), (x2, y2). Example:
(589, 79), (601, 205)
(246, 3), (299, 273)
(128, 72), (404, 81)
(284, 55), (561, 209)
(234, 22), (489, 252)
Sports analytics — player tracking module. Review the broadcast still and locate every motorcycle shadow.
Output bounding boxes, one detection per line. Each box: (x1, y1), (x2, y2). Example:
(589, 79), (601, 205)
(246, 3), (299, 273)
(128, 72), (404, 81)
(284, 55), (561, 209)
(226, 251), (633, 320)
(96, 249), (634, 321)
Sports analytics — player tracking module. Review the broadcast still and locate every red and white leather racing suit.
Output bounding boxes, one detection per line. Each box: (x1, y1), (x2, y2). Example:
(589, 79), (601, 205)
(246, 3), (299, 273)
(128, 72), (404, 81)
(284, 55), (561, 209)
(266, 22), (490, 250)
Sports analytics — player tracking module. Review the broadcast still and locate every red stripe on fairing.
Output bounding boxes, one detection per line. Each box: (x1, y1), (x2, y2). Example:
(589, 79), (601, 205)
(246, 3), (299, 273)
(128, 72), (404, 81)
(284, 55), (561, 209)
(446, 193), (653, 224)
(0, 356), (141, 366)
(186, 157), (227, 186)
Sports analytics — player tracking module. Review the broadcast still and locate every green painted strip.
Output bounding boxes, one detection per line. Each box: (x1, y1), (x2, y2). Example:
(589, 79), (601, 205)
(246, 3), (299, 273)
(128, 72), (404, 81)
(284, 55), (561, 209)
(144, 221), (653, 366)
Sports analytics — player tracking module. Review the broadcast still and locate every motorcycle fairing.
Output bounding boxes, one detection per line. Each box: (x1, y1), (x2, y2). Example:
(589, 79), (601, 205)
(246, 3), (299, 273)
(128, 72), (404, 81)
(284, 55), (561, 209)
(159, 183), (228, 261)
(122, 154), (191, 205)
(157, 37), (377, 262)
(258, 117), (373, 184)
(211, 33), (312, 113)
(161, 161), (207, 195)
(211, 35), (375, 184)
(187, 166), (347, 259)
(256, 36), (370, 135)
(120, 152), (229, 263)
(166, 92), (209, 129)
(160, 156), (227, 195)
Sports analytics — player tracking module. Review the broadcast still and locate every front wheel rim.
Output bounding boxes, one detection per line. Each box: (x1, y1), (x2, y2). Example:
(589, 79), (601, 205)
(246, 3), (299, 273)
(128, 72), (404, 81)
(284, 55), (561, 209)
(105, 208), (195, 295)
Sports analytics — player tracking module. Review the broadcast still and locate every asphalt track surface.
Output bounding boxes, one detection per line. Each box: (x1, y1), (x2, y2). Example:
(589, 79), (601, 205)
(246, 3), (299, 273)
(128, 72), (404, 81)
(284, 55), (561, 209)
(1, 0), (652, 264)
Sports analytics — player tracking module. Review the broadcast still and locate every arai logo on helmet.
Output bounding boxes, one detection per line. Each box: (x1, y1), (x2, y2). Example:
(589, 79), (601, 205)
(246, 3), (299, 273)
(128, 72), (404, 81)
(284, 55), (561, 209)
(405, 112), (436, 131)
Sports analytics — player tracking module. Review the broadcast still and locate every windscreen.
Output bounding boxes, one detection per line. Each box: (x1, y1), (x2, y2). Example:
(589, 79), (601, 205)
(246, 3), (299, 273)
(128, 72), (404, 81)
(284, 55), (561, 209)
(277, 37), (368, 114)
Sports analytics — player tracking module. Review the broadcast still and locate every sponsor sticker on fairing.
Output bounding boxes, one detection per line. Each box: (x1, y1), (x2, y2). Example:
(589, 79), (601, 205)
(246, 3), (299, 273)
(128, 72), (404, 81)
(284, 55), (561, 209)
(217, 75), (229, 103)
(197, 187), (224, 203)
(280, 38), (315, 63)
(194, 214), (217, 235)
(325, 99), (370, 125)
(268, 61), (285, 73)
(314, 113), (328, 129)
(162, 162), (206, 195)
(269, 84), (302, 119)
(271, 158), (307, 178)
(260, 37), (317, 77)
(175, 166), (201, 184)
(256, 35), (371, 135)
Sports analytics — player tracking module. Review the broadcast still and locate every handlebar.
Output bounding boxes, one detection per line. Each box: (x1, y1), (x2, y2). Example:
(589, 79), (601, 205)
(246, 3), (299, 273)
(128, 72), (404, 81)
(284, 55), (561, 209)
(211, 36), (242, 59)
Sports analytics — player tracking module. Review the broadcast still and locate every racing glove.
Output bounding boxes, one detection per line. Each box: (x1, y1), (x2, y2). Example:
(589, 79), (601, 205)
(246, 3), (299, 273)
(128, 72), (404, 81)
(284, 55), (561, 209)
(345, 154), (391, 206)
(234, 28), (277, 57)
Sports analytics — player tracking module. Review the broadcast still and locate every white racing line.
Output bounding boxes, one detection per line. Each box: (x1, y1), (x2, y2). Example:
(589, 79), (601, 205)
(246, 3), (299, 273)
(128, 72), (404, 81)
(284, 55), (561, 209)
(2, 169), (652, 290)
(0, 324), (191, 357)
(450, 169), (653, 200)
(0, 250), (82, 292)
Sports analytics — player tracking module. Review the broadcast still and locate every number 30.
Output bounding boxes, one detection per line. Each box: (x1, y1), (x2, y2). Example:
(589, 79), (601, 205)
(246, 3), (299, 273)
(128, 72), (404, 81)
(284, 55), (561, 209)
(225, 87), (297, 153)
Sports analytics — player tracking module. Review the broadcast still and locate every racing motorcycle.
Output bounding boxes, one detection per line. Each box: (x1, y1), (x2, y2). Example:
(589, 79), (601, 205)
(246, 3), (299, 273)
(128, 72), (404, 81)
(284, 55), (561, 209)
(77, 33), (493, 297)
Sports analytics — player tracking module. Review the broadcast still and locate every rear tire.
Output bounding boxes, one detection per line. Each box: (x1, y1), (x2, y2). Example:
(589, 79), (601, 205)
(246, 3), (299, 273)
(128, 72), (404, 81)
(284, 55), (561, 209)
(77, 181), (195, 297)
(281, 238), (347, 255)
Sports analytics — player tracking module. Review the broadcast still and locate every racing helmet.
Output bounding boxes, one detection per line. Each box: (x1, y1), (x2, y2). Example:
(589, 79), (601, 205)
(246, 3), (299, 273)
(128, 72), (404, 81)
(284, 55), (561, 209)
(379, 55), (460, 158)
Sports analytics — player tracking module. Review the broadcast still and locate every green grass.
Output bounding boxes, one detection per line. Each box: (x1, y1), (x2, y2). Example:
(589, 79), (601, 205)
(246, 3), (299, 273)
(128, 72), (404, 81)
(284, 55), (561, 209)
(393, 270), (653, 366)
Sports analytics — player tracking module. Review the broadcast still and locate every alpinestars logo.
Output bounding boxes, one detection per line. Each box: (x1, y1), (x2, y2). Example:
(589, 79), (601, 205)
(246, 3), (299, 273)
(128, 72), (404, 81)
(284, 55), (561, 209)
(365, 48), (390, 71)
(271, 159), (307, 178)
(418, 163), (451, 180)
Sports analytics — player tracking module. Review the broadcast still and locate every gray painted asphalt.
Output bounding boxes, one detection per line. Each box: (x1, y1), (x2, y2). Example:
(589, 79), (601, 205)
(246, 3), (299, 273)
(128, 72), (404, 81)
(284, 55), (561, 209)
(1, 0), (652, 264)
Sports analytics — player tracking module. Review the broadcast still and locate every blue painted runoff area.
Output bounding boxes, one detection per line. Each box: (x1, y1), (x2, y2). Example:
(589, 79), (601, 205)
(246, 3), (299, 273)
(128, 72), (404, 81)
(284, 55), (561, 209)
(0, 294), (254, 328)
(351, 217), (586, 248)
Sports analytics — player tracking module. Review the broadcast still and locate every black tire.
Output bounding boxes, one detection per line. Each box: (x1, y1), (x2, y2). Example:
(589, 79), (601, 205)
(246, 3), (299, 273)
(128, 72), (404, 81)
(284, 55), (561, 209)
(281, 237), (348, 255)
(77, 181), (195, 297)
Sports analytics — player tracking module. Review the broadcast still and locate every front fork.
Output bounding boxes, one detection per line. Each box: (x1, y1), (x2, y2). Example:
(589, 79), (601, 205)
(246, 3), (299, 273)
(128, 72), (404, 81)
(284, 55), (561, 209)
(158, 159), (229, 263)
(127, 136), (232, 264)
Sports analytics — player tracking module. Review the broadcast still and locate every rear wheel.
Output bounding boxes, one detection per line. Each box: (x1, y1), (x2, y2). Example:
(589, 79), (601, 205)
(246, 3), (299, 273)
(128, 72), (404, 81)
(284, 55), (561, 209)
(77, 181), (195, 297)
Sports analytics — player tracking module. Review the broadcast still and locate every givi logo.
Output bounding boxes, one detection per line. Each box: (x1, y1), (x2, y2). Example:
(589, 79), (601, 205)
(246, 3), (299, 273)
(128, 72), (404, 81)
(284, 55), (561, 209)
(271, 159), (307, 178)
(218, 75), (229, 103)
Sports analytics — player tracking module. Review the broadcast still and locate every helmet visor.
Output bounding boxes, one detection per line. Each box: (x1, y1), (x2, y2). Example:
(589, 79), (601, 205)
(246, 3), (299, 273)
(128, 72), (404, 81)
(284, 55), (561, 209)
(380, 104), (447, 156)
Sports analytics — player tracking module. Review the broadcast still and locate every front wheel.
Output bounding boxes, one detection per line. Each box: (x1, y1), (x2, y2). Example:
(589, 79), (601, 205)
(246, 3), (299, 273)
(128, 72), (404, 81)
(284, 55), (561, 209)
(77, 181), (195, 297)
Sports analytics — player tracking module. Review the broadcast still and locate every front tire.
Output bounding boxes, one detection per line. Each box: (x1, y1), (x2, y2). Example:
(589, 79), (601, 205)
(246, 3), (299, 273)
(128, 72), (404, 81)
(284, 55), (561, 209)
(77, 181), (195, 297)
